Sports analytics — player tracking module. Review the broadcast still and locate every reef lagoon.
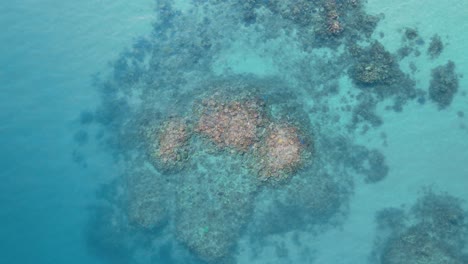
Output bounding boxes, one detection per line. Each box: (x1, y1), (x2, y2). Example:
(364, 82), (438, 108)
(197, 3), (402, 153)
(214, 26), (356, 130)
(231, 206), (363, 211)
(1, 0), (467, 263)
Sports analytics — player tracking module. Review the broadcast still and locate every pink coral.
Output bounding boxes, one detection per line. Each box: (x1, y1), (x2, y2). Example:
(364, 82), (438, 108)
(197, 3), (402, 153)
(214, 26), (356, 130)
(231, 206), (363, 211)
(196, 98), (264, 151)
(157, 119), (190, 164)
(257, 124), (304, 179)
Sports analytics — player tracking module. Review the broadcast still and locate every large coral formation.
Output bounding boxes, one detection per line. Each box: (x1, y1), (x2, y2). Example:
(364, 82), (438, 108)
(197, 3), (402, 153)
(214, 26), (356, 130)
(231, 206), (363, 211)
(136, 85), (316, 261)
(255, 124), (306, 179)
(195, 91), (313, 181)
(81, 0), (405, 262)
(195, 96), (265, 151)
(146, 118), (191, 168)
(158, 119), (190, 163)
(138, 86), (315, 182)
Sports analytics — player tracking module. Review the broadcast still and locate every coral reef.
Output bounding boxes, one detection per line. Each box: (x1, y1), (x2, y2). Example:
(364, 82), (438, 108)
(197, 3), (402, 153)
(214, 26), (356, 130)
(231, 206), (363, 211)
(76, 0), (411, 262)
(259, 0), (318, 27)
(412, 192), (467, 246)
(250, 172), (345, 238)
(381, 225), (461, 264)
(325, 0), (343, 35)
(349, 42), (400, 87)
(185, 83), (313, 182)
(429, 61), (459, 109)
(175, 148), (257, 263)
(195, 95), (266, 152)
(255, 123), (310, 180)
(352, 62), (393, 86)
(373, 191), (468, 264)
(239, 0), (379, 49)
(146, 118), (192, 169)
(346, 41), (420, 128)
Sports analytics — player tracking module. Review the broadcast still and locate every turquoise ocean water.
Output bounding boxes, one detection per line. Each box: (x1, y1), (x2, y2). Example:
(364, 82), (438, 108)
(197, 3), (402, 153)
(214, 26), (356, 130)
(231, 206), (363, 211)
(1, 0), (467, 263)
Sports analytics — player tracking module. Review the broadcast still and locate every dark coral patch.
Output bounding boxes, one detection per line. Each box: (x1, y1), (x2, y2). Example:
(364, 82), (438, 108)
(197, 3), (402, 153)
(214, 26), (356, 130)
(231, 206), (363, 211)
(429, 61), (459, 109)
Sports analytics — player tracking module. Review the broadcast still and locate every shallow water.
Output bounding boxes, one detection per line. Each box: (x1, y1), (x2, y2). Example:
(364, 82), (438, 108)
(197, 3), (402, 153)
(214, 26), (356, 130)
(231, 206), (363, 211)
(1, 0), (467, 263)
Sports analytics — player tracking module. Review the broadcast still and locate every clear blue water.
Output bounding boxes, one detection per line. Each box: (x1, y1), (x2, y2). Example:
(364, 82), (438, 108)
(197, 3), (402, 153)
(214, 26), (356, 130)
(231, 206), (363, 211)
(1, 0), (467, 263)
